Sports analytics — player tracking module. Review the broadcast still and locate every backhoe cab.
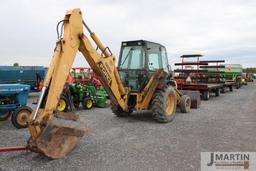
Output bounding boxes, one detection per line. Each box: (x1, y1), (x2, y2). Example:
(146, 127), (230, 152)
(111, 40), (190, 122)
(118, 40), (169, 92)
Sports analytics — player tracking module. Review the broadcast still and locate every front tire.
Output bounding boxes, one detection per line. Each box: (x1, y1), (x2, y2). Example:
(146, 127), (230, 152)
(11, 106), (32, 129)
(151, 86), (177, 123)
(82, 97), (94, 110)
(57, 96), (69, 112)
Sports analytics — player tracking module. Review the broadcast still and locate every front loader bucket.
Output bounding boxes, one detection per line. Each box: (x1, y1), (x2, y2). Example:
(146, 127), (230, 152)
(28, 118), (88, 159)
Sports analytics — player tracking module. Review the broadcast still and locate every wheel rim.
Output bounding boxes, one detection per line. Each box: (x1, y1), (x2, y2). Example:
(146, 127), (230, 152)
(166, 95), (175, 115)
(57, 99), (66, 111)
(16, 110), (30, 126)
(86, 100), (93, 108)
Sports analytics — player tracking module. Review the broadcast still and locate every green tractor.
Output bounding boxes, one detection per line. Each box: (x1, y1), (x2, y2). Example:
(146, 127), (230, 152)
(71, 83), (107, 109)
(57, 83), (108, 112)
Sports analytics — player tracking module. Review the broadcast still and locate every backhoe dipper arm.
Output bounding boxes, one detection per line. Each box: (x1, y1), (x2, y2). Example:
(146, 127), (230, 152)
(29, 9), (129, 138)
(29, 9), (83, 138)
(79, 31), (129, 109)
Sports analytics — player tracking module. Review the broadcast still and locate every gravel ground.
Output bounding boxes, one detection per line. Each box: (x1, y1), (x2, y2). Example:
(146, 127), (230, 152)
(0, 82), (255, 171)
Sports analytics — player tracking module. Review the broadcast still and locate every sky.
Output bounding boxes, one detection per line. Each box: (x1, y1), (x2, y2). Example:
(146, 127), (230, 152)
(0, 0), (255, 68)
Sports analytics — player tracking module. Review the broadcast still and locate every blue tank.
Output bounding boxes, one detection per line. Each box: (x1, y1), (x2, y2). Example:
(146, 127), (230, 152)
(0, 66), (46, 91)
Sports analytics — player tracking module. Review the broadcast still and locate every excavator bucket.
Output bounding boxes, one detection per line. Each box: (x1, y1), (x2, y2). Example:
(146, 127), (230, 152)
(28, 117), (88, 159)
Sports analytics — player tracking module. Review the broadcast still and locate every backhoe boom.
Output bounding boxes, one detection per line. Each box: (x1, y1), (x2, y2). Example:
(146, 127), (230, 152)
(28, 9), (131, 158)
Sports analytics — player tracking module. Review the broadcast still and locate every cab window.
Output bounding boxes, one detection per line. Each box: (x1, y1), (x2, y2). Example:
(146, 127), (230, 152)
(161, 47), (169, 72)
(148, 53), (161, 71)
(119, 46), (145, 69)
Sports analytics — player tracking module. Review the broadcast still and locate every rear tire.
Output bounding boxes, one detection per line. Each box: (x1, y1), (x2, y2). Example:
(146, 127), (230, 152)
(111, 104), (132, 117)
(179, 95), (191, 113)
(11, 106), (32, 129)
(151, 86), (177, 123)
(0, 112), (11, 121)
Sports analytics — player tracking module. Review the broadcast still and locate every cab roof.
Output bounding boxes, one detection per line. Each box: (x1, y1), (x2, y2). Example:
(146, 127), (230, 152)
(121, 40), (166, 49)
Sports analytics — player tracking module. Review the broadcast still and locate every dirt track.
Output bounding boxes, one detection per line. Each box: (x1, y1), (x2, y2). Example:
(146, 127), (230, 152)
(0, 82), (255, 171)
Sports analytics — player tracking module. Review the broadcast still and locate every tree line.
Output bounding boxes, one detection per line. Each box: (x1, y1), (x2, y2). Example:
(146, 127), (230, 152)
(243, 68), (256, 73)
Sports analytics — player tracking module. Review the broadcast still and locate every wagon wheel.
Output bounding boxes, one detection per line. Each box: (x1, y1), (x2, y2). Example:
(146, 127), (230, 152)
(202, 91), (210, 100)
(0, 112), (11, 121)
(179, 95), (191, 113)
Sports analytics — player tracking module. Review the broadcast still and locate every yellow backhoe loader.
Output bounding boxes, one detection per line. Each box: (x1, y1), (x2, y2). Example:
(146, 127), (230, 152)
(0, 9), (191, 159)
